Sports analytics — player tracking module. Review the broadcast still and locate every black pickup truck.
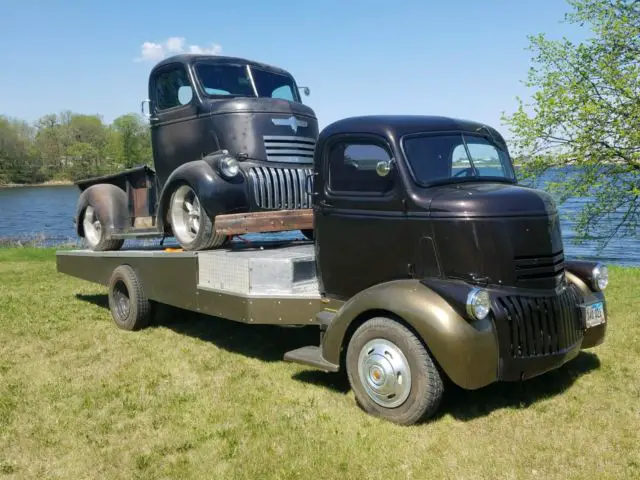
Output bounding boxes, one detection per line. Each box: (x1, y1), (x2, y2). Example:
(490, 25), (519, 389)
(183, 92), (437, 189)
(74, 54), (317, 251)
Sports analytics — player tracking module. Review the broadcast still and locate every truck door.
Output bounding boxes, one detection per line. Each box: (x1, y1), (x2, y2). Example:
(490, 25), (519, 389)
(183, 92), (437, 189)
(314, 134), (409, 300)
(149, 63), (203, 189)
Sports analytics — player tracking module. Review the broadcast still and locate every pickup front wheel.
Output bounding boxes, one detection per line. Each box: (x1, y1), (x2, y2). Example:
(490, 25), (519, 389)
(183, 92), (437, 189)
(169, 184), (227, 251)
(346, 317), (444, 425)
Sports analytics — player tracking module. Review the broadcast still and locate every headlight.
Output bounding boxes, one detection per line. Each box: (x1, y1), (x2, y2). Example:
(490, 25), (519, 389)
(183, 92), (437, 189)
(466, 288), (491, 320)
(218, 156), (239, 179)
(592, 263), (608, 291)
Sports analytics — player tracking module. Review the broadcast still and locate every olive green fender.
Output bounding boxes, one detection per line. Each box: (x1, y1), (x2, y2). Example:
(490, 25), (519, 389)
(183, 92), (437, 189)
(320, 279), (500, 390)
(565, 270), (607, 349)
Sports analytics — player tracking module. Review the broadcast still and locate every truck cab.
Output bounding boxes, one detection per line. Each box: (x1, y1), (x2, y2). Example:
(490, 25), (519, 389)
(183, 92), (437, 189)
(74, 54), (317, 251)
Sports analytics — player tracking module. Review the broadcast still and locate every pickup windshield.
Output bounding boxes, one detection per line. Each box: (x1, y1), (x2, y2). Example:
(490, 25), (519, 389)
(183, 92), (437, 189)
(194, 63), (300, 102)
(402, 133), (517, 186)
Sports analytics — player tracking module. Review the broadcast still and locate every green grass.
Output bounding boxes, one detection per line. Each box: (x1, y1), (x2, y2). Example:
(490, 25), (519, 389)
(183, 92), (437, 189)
(0, 248), (639, 479)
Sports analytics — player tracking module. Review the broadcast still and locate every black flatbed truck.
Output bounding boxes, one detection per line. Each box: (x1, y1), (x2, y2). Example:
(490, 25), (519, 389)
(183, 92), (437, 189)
(57, 115), (609, 425)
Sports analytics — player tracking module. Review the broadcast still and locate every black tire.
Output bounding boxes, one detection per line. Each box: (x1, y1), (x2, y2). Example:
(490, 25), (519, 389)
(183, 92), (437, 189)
(168, 184), (227, 251)
(107, 265), (152, 331)
(345, 317), (444, 425)
(301, 229), (314, 241)
(82, 205), (124, 251)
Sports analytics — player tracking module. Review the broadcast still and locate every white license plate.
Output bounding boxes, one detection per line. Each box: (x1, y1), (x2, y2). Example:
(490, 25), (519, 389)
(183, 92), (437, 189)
(585, 302), (605, 328)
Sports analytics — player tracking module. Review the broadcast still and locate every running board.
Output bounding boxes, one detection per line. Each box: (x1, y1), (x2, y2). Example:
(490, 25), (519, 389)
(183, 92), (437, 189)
(110, 228), (162, 240)
(283, 345), (339, 372)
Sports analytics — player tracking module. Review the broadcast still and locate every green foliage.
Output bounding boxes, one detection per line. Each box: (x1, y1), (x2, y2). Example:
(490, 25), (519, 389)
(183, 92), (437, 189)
(0, 111), (152, 185)
(502, 0), (640, 246)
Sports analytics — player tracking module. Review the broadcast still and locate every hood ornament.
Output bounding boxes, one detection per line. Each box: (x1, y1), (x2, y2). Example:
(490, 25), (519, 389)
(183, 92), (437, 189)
(272, 116), (307, 133)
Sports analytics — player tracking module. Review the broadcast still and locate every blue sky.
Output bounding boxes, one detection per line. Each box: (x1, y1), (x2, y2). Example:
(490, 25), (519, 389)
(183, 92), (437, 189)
(0, 0), (587, 136)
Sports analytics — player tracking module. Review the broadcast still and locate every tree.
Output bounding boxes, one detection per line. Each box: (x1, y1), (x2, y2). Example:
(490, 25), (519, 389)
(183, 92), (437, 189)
(110, 114), (152, 169)
(502, 0), (639, 247)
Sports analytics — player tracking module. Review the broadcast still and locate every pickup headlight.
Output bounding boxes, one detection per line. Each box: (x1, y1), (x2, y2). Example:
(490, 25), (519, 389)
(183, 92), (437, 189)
(218, 156), (240, 179)
(592, 263), (608, 291)
(466, 288), (491, 320)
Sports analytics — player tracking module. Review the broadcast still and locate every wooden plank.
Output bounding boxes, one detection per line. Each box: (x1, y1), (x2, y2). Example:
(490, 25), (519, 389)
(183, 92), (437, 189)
(214, 209), (313, 235)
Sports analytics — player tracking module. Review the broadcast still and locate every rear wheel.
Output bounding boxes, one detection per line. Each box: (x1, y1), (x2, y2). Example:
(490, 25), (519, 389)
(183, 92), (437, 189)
(107, 265), (152, 331)
(346, 317), (444, 425)
(82, 205), (124, 251)
(168, 184), (227, 251)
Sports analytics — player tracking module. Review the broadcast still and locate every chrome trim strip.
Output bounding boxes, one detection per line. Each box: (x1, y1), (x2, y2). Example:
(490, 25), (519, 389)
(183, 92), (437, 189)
(263, 135), (316, 143)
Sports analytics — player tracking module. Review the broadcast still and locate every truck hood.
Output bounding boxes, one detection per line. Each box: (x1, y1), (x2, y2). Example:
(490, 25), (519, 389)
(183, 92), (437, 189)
(427, 182), (557, 218)
(204, 97), (319, 165)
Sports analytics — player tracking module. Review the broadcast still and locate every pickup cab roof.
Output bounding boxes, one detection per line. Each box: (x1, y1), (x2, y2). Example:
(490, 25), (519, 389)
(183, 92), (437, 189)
(151, 54), (295, 78)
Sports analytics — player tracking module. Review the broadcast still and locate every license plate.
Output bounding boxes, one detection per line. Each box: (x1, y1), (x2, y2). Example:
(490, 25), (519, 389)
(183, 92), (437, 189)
(585, 302), (605, 328)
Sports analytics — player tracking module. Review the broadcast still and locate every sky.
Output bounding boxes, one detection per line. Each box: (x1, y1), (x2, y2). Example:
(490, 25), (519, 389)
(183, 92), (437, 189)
(0, 0), (589, 137)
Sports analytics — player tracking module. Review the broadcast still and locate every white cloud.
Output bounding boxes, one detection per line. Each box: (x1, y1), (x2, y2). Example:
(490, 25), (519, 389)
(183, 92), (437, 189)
(135, 37), (223, 62)
(188, 43), (223, 55)
(165, 36), (186, 53)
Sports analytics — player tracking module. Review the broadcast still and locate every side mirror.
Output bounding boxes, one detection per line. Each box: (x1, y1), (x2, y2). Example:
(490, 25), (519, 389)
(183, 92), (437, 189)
(140, 99), (151, 120)
(298, 86), (311, 97)
(376, 159), (393, 177)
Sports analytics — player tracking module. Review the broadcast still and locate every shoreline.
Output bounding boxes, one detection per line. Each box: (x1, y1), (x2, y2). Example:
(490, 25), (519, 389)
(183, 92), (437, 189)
(0, 180), (74, 189)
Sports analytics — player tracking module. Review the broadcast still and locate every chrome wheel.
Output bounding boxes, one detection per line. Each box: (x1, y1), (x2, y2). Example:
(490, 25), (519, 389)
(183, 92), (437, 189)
(83, 205), (102, 247)
(170, 185), (202, 244)
(357, 338), (412, 408)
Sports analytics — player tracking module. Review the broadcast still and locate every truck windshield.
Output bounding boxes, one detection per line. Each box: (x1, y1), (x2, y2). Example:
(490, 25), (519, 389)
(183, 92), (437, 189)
(402, 133), (517, 186)
(194, 63), (300, 102)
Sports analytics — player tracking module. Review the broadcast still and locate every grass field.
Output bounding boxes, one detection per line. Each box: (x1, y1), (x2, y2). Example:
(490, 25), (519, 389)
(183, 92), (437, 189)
(0, 248), (639, 479)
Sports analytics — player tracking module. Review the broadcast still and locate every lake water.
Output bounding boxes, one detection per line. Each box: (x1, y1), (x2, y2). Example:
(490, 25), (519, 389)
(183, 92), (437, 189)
(0, 180), (638, 266)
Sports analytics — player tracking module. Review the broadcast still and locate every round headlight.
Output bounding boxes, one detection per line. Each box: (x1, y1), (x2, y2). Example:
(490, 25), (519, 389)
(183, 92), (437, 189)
(466, 288), (491, 320)
(218, 156), (239, 179)
(592, 263), (608, 291)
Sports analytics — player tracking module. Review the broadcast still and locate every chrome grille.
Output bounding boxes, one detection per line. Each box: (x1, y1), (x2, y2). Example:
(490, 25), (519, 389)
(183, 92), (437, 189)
(494, 285), (583, 359)
(248, 166), (313, 209)
(263, 135), (315, 163)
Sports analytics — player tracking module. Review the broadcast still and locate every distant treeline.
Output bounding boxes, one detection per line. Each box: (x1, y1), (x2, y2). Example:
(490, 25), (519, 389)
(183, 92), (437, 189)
(0, 112), (152, 185)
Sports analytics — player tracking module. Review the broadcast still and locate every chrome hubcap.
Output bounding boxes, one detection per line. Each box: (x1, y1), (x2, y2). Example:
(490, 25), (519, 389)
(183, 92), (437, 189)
(83, 205), (102, 246)
(170, 185), (201, 243)
(358, 338), (412, 408)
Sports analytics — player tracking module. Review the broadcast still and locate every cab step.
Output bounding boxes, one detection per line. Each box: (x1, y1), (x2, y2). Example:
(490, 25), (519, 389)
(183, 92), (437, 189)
(283, 345), (339, 372)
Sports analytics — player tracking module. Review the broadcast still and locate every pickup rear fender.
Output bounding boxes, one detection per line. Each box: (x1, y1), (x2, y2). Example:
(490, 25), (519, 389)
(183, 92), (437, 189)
(156, 158), (249, 233)
(75, 183), (129, 237)
(321, 279), (499, 390)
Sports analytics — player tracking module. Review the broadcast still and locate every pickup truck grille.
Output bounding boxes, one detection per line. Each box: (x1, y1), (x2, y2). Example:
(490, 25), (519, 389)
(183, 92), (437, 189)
(263, 135), (315, 164)
(494, 285), (583, 359)
(248, 166), (313, 210)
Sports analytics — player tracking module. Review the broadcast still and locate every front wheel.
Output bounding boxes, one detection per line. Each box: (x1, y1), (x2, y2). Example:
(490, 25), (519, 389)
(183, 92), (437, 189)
(168, 184), (227, 251)
(346, 317), (444, 425)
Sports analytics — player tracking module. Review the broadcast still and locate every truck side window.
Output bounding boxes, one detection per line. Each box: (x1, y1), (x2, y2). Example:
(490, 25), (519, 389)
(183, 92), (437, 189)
(154, 66), (193, 111)
(328, 142), (393, 194)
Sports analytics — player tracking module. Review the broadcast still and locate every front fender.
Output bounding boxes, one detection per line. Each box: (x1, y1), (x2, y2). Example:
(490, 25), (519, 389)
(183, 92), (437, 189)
(321, 279), (499, 390)
(156, 158), (249, 232)
(75, 183), (129, 237)
(566, 271), (608, 349)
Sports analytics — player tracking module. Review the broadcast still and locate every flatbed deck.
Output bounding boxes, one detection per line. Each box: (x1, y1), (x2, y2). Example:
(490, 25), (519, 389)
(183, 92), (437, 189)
(56, 239), (332, 325)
